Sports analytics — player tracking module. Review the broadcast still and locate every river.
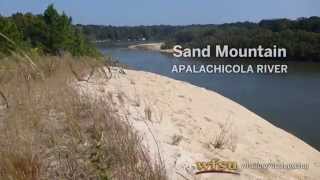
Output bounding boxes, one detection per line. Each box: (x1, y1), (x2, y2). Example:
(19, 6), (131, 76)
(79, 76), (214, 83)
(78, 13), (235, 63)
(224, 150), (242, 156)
(100, 46), (320, 150)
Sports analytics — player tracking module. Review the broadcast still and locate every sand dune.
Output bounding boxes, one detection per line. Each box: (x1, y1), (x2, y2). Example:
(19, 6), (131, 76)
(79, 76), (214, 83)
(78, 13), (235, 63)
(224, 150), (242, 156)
(82, 68), (320, 180)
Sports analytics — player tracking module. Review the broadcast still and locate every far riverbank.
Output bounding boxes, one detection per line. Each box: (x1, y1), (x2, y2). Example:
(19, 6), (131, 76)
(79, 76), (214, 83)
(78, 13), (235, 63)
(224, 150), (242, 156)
(128, 42), (173, 53)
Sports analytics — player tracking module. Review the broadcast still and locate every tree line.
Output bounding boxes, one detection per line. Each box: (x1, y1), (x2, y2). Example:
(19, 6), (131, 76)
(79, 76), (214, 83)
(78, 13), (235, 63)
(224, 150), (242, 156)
(162, 17), (320, 61)
(80, 17), (320, 61)
(77, 24), (181, 42)
(3, 4), (318, 61)
(0, 4), (100, 57)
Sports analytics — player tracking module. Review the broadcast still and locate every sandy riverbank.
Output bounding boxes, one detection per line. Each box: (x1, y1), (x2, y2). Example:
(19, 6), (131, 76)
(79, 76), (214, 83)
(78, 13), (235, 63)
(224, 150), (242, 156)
(128, 42), (174, 53)
(82, 68), (320, 180)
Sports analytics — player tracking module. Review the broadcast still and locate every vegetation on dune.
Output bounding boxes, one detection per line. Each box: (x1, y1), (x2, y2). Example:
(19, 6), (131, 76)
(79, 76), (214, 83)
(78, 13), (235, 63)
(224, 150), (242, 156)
(0, 4), (166, 179)
(0, 52), (166, 179)
(0, 4), (100, 57)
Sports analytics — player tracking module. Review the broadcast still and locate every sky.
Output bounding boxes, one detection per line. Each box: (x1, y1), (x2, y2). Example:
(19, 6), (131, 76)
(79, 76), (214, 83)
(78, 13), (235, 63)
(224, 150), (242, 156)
(0, 0), (319, 26)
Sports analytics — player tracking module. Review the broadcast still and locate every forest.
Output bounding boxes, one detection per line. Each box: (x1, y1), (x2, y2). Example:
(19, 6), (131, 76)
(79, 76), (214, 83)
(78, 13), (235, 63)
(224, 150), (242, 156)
(162, 17), (320, 61)
(77, 24), (180, 42)
(81, 17), (320, 61)
(0, 4), (99, 57)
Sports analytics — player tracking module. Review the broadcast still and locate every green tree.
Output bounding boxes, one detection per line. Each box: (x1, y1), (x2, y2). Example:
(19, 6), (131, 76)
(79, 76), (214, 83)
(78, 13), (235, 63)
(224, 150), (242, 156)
(43, 4), (73, 54)
(0, 16), (22, 54)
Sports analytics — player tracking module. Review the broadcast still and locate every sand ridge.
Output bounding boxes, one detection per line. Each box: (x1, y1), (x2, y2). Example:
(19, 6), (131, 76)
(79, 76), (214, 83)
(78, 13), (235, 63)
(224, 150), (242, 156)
(82, 68), (320, 180)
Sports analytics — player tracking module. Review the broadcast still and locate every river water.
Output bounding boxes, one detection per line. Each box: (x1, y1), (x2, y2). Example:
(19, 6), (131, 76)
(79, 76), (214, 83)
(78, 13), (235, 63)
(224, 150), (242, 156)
(100, 46), (320, 150)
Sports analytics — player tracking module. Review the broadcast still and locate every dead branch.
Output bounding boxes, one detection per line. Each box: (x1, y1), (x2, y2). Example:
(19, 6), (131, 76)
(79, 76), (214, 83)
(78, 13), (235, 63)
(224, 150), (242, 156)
(0, 89), (9, 108)
(68, 61), (96, 82)
(100, 64), (112, 80)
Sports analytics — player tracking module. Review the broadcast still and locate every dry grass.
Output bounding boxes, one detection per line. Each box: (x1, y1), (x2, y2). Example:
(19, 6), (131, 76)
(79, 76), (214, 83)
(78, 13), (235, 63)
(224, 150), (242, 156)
(144, 106), (152, 122)
(211, 115), (237, 151)
(0, 53), (166, 179)
(171, 135), (183, 146)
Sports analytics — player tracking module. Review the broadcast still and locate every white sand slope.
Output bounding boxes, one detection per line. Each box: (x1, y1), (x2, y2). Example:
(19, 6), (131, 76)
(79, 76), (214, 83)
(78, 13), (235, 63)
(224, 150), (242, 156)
(83, 69), (320, 180)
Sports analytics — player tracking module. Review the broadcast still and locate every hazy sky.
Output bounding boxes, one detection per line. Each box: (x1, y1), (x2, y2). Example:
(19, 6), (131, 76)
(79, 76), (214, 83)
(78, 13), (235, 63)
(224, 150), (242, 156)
(0, 0), (319, 26)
